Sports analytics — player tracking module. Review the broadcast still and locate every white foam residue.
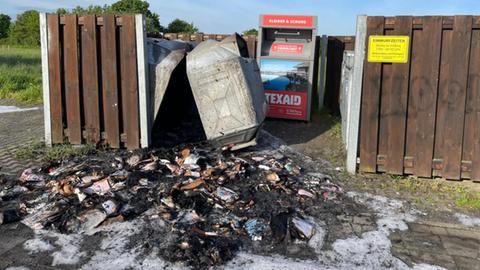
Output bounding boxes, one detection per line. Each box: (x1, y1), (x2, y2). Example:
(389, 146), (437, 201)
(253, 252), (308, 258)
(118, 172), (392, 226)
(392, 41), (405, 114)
(454, 213), (480, 227)
(347, 192), (417, 233)
(133, 248), (188, 270)
(222, 193), (446, 270)
(330, 230), (405, 269)
(23, 237), (55, 253)
(79, 219), (186, 270)
(221, 253), (328, 270)
(5, 267), (30, 270)
(0, 106), (38, 114)
(51, 232), (86, 266)
(315, 192), (445, 270)
(80, 220), (139, 270)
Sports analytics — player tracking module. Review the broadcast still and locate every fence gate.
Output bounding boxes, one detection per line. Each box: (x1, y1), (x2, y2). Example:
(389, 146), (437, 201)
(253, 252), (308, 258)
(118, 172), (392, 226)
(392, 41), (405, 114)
(347, 15), (480, 181)
(40, 13), (150, 149)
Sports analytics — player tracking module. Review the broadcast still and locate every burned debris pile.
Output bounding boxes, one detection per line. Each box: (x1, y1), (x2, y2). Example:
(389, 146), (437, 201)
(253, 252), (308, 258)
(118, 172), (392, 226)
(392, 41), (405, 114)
(0, 142), (343, 268)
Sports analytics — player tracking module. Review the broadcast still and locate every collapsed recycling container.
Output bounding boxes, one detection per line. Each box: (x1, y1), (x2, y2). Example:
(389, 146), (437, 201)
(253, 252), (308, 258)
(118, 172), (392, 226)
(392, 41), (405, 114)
(187, 34), (267, 148)
(147, 38), (192, 122)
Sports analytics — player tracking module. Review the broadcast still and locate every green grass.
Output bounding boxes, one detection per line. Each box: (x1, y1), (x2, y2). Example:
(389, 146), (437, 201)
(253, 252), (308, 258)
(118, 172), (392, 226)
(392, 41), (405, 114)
(15, 141), (96, 163)
(0, 46), (43, 104)
(456, 191), (480, 210)
(388, 176), (480, 210)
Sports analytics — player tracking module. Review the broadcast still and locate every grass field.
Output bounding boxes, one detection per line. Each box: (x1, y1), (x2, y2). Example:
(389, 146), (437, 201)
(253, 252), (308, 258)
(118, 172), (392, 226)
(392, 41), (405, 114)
(0, 46), (43, 104)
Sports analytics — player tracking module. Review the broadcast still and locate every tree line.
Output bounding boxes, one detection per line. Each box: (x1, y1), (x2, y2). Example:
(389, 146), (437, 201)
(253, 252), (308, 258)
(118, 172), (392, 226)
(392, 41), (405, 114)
(0, 0), (200, 47)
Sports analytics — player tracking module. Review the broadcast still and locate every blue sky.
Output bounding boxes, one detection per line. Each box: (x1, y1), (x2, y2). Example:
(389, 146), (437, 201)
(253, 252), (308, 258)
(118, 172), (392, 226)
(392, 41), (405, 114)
(3, 0), (480, 35)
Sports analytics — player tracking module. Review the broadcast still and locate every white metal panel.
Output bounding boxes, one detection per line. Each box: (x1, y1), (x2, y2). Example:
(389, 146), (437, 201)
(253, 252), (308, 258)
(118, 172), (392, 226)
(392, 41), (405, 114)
(39, 13), (52, 147)
(346, 15), (367, 174)
(135, 14), (150, 148)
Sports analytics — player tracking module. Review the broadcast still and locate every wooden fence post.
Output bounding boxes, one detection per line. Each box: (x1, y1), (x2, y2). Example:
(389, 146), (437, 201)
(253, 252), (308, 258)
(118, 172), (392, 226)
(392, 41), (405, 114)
(135, 14), (150, 148)
(346, 15), (367, 174)
(317, 35), (328, 111)
(39, 13), (52, 147)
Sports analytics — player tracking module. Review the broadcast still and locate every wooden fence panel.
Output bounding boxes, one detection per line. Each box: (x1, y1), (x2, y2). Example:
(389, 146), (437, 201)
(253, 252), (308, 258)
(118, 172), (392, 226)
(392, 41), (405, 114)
(63, 14), (82, 144)
(385, 16), (412, 174)
(100, 15), (120, 148)
(410, 17), (442, 177)
(359, 16), (384, 173)
(441, 16), (472, 179)
(465, 29), (480, 181)
(119, 16), (140, 149)
(81, 15), (100, 143)
(377, 30), (393, 172)
(46, 14), (64, 144)
(42, 14), (145, 149)
(377, 29), (393, 172)
(433, 26), (453, 178)
(357, 15), (480, 181)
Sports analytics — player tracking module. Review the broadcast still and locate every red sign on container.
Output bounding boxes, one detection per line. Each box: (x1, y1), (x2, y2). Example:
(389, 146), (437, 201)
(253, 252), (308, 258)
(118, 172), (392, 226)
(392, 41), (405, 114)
(262, 15), (314, 28)
(271, 43), (304, 54)
(265, 90), (308, 120)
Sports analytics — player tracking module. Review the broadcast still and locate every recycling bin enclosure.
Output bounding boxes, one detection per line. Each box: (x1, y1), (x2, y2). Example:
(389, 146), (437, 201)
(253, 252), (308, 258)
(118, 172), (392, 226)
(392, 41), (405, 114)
(257, 14), (318, 121)
(147, 38), (191, 123)
(187, 34), (267, 147)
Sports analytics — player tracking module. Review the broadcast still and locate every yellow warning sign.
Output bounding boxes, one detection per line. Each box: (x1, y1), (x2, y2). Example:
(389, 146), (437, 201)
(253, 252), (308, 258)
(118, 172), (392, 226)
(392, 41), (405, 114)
(367, 36), (410, 63)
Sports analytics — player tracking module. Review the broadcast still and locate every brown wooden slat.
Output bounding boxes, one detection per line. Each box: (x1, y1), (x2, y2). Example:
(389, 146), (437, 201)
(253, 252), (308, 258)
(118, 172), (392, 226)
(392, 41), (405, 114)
(404, 30), (417, 172)
(100, 15), (120, 148)
(409, 16), (442, 177)
(245, 35), (257, 58)
(385, 16), (413, 174)
(178, 34), (190, 41)
(191, 34), (203, 42)
(440, 16), (472, 180)
(47, 14), (64, 144)
(81, 15), (100, 143)
(166, 33), (178, 40)
(377, 29), (393, 168)
(359, 16), (384, 172)
(466, 29), (480, 181)
(433, 26), (452, 176)
(204, 34), (216, 41)
(119, 16), (140, 149)
(64, 14), (82, 144)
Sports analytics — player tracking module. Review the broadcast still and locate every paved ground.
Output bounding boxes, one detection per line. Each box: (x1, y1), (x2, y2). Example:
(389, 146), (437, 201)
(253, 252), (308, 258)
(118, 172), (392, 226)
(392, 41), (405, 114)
(391, 221), (480, 270)
(0, 107), (43, 177)
(1, 105), (479, 269)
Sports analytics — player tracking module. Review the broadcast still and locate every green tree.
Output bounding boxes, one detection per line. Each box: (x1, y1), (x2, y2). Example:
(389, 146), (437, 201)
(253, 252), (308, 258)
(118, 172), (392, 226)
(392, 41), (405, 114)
(71, 5), (107, 15)
(166, 19), (198, 34)
(243, 28), (258, 36)
(109, 0), (163, 35)
(8, 10), (39, 46)
(0, 14), (11, 39)
(55, 8), (68, 15)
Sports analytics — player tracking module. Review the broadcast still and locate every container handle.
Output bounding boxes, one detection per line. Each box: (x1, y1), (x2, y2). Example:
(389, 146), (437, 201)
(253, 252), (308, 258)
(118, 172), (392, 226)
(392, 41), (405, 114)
(274, 31), (301, 36)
